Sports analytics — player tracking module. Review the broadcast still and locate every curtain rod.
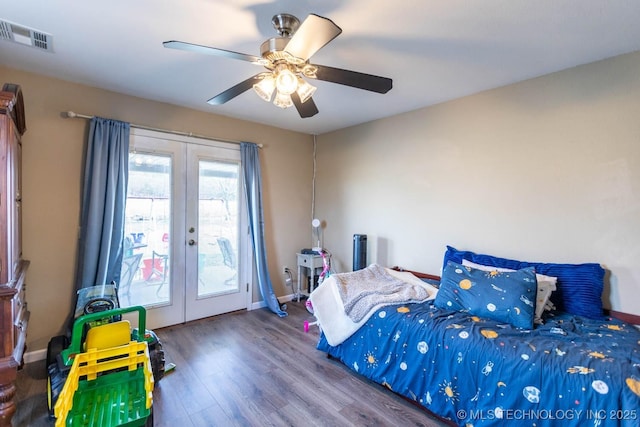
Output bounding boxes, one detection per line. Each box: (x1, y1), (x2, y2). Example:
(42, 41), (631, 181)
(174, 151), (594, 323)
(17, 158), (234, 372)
(64, 111), (262, 148)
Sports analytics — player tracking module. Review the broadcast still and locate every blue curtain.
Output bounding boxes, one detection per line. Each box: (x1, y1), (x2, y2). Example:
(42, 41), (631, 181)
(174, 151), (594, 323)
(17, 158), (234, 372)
(241, 142), (287, 317)
(75, 117), (130, 289)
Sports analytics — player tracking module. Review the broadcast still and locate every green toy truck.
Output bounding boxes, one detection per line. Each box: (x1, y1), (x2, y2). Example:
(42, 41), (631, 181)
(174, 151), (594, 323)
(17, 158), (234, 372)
(53, 306), (154, 426)
(46, 285), (165, 424)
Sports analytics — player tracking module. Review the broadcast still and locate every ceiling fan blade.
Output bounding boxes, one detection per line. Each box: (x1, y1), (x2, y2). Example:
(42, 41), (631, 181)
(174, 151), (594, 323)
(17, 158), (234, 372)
(291, 92), (319, 118)
(284, 14), (342, 62)
(312, 64), (393, 94)
(163, 40), (263, 64)
(207, 75), (262, 105)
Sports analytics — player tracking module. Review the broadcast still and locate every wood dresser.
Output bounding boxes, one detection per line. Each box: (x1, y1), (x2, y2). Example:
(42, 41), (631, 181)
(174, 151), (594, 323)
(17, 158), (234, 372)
(0, 83), (30, 427)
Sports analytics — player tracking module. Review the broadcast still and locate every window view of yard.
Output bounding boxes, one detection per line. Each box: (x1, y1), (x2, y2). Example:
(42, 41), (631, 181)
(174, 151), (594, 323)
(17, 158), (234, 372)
(119, 152), (239, 308)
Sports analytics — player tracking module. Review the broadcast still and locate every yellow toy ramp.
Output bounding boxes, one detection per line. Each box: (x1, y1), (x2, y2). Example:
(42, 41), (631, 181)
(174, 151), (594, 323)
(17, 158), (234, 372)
(54, 341), (154, 427)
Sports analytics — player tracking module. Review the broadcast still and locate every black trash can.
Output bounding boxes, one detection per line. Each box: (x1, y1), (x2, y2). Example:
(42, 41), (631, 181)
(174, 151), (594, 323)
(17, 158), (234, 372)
(353, 234), (367, 271)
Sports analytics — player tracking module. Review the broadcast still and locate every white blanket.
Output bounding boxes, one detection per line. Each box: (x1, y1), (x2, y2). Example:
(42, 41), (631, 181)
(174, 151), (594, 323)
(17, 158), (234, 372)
(308, 265), (438, 346)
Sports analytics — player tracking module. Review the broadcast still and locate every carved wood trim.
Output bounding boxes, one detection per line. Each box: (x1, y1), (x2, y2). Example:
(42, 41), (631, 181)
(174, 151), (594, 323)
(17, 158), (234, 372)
(0, 84), (26, 136)
(0, 82), (27, 427)
(0, 381), (16, 427)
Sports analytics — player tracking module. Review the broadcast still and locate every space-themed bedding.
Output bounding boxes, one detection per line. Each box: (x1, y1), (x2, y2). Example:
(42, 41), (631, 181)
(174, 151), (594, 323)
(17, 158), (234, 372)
(317, 301), (640, 426)
(312, 247), (640, 426)
(308, 264), (439, 346)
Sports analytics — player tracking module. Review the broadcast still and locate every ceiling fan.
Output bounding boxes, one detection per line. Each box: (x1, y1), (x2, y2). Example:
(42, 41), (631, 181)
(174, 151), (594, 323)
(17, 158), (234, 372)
(163, 13), (393, 118)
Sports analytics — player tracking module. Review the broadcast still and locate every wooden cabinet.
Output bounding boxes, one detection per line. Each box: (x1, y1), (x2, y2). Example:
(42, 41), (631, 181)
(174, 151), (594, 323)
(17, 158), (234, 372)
(0, 83), (30, 427)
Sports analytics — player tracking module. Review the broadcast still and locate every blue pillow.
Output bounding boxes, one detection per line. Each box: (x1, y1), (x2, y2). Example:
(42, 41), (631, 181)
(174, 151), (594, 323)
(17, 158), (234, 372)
(442, 246), (604, 319)
(434, 261), (537, 329)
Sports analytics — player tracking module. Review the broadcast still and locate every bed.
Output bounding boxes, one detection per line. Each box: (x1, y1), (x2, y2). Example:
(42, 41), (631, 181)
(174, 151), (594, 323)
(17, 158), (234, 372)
(309, 246), (640, 427)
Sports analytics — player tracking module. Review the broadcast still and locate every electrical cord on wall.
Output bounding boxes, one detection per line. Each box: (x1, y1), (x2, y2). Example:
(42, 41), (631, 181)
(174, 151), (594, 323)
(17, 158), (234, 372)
(311, 134), (317, 243)
(284, 267), (297, 300)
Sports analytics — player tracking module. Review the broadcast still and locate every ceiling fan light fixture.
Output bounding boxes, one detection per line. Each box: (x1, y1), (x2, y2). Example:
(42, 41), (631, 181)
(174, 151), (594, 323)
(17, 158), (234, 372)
(275, 64), (298, 95)
(253, 75), (276, 102)
(273, 92), (293, 109)
(163, 12), (392, 118)
(296, 78), (316, 104)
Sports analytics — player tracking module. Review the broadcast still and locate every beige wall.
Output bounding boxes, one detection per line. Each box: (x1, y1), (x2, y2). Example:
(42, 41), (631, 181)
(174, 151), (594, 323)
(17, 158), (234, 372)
(316, 51), (640, 315)
(3, 49), (639, 352)
(0, 66), (314, 352)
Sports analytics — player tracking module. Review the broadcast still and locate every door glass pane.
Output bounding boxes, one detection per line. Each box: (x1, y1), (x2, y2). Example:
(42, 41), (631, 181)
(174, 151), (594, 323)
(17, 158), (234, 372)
(197, 159), (239, 298)
(120, 152), (172, 308)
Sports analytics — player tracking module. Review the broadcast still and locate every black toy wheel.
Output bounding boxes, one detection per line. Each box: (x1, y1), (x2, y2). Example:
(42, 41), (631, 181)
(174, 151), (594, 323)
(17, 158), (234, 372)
(149, 340), (166, 383)
(145, 328), (166, 383)
(46, 335), (69, 420)
(47, 360), (69, 420)
(46, 335), (67, 371)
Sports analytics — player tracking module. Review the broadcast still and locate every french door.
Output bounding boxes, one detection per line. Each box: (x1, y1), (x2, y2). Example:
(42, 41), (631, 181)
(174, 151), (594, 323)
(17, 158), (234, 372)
(120, 129), (250, 329)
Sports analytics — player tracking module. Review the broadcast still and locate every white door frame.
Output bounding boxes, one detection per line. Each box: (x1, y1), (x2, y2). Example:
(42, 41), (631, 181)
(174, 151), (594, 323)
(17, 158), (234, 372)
(129, 128), (252, 329)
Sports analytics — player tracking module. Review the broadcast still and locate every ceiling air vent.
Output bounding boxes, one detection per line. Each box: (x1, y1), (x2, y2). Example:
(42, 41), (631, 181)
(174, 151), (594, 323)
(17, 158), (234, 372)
(0, 19), (53, 52)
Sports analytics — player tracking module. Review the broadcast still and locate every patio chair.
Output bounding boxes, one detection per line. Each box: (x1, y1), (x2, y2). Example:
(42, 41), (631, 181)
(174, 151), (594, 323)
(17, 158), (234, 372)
(119, 253), (143, 299)
(217, 237), (237, 285)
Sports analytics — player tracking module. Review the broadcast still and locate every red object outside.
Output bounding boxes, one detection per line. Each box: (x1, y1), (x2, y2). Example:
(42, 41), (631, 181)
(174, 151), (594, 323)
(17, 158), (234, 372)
(141, 258), (164, 281)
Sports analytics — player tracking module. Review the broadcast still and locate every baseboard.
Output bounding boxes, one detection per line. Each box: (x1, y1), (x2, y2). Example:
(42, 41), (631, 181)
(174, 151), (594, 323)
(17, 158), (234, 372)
(250, 293), (300, 311)
(279, 293), (295, 303)
(251, 300), (267, 310)
(24, 348), (47, 364)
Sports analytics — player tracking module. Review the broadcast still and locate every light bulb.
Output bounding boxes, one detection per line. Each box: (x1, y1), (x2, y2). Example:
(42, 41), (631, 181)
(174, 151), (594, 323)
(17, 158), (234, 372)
(296, 78), (317, 104)
(273, 92), (293, 108)
(253, 75), (275, 102)
(275, 66), (298, 95)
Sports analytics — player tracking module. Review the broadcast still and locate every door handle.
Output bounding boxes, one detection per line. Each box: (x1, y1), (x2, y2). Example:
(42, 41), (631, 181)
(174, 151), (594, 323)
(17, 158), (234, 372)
(188, 239), (197, 246)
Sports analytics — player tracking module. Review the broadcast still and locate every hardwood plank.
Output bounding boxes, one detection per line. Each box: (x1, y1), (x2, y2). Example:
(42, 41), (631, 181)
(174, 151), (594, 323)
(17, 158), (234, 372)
(14, 300), (450, 426)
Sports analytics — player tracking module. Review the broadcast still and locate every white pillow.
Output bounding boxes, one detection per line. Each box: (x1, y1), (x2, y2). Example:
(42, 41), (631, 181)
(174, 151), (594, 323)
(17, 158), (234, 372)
(461, 259), (557, 325)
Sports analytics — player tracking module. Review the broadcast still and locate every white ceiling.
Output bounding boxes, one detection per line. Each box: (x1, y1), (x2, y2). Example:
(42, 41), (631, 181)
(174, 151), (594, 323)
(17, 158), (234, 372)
(1, 1), (640, 135)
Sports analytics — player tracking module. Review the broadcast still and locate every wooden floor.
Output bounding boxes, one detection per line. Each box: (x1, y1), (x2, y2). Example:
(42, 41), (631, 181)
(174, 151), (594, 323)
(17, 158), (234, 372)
(14, 300), (450, 427)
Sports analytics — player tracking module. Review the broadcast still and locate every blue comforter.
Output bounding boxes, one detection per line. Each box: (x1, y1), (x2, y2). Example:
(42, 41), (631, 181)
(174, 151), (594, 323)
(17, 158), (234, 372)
(317, 301), (640, 426)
